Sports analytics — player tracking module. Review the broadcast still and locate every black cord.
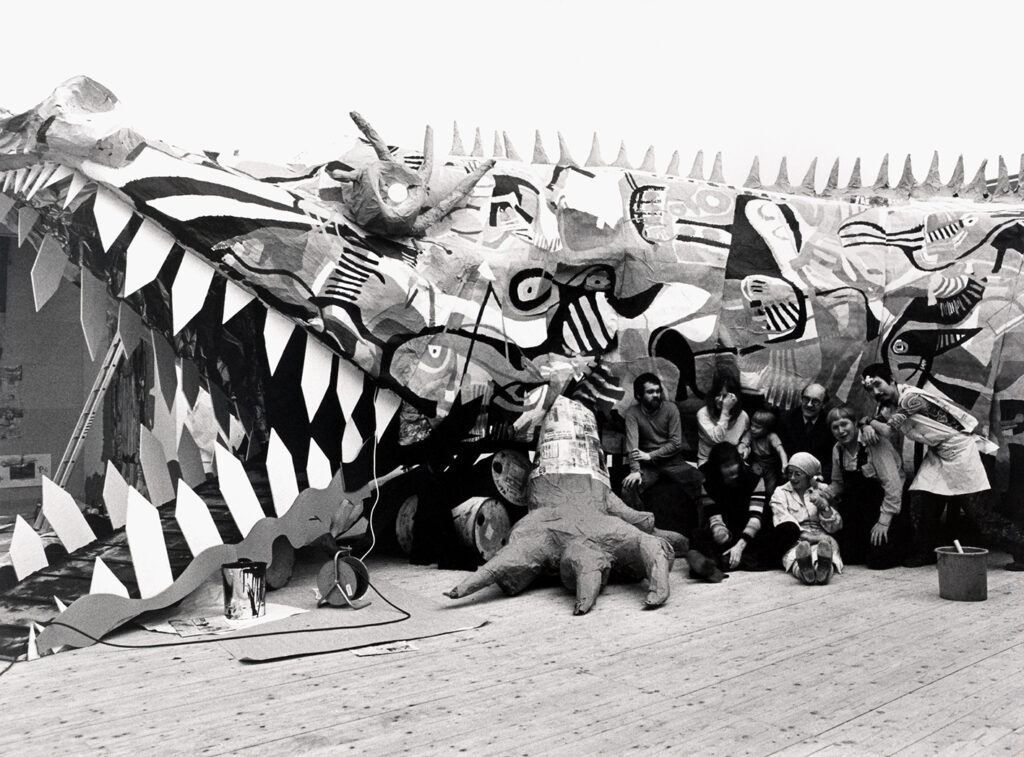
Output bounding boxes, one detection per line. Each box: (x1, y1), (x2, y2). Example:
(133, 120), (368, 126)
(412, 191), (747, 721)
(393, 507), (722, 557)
(19, 578), (411, 654)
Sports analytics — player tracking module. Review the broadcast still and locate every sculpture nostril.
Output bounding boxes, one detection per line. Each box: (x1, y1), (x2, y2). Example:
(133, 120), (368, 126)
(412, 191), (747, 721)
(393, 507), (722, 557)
(386, 183), (408, 203)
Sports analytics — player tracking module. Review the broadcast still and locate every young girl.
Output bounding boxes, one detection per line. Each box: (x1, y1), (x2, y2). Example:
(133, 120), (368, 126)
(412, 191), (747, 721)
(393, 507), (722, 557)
(770, 452), (843, 585)
(741, 407), (788, 501)
(696, 373), (750, 466)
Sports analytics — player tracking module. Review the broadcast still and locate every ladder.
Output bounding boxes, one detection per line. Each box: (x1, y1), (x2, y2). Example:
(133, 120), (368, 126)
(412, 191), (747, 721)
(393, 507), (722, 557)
(33, 333), (127, 529)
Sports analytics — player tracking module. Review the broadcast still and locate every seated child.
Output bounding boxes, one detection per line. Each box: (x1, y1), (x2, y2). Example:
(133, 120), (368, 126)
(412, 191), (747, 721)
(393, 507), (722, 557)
(740, 407), (788, 501)
(770, 452), (843, 585)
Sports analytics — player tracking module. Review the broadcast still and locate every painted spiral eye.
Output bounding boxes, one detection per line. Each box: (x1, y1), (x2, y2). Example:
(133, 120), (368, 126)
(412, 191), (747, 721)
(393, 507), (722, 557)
(891, 339), (908, 355)
(509, 268), (554, 311)
(420, 343), (452, 373)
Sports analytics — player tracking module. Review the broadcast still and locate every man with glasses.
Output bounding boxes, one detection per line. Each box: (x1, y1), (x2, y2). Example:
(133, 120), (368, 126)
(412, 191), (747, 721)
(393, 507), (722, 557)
(779, 382), (834, 480)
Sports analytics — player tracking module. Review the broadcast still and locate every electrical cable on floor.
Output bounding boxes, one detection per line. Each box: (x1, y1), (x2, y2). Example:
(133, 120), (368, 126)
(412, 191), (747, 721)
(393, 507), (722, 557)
(21, 577), (411, 654)
(359, 434), (382, 561)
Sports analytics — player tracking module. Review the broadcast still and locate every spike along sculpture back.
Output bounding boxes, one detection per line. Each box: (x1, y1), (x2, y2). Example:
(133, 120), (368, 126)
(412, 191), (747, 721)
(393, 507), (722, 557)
(2, 75), (1023, 482)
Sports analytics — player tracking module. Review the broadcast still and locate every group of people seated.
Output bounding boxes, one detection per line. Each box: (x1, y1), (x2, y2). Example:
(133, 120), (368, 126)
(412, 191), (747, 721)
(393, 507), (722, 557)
(619, 365), (1024, 586)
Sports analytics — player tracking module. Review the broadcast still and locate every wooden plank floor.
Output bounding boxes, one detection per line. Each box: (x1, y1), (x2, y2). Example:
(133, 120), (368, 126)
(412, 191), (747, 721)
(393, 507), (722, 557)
(1, 552), (1022, 756)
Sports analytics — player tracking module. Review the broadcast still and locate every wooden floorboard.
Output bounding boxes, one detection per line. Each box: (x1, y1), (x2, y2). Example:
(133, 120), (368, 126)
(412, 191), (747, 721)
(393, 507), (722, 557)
(1, 553), (1022, 756)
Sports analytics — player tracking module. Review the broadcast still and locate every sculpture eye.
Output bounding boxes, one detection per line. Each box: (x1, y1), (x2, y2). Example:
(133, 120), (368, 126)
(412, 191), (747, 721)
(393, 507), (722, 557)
(891, 339), (908, 355)
(420, 343), (453, 373)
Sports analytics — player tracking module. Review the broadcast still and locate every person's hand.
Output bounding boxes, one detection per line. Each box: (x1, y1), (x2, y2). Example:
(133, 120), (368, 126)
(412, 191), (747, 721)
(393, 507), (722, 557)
(722, 540), (745, 569)
(859, 422), (879, 445)
(737, 442), (750, 459)
(870, 522), (890, 546)
(721, 392), (738, 415)
(630, 449), (652, 463)
(623, 471), (643, 490)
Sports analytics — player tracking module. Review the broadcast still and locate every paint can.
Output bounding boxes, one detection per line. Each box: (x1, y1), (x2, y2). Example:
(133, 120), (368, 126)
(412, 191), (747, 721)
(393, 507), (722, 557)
(221, 559), (267, 619)
(468, 450), (532, 507)
(395, 494), (418, 555)
(935, 546), (988, 601)
(451, 496), (511, 561)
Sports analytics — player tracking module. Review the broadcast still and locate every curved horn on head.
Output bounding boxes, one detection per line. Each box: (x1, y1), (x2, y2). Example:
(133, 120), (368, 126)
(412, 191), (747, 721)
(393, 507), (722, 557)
(412, 160), (496, 235)
(349, 111), (393, 162)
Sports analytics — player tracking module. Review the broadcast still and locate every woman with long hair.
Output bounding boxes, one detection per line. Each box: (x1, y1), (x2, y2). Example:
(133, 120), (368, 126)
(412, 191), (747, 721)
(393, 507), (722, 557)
(696, 373), (750, 466)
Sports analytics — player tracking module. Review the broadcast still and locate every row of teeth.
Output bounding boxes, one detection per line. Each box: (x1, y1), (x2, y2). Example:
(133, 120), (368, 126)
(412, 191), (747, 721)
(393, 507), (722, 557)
(449, 126), (1023, 199)
(0, 162), (401, 660)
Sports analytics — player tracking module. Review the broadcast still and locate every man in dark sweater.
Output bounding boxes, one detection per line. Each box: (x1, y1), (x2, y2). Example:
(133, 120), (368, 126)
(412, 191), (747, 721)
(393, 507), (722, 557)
(779, 381), (834, 480)
(622, 372), (702, 534)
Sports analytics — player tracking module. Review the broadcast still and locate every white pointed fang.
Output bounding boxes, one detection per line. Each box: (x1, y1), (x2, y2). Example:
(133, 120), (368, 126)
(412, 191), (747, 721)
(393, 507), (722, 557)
(532, 130), (549, 164)
(666, 151), (680, 176)
(688, 151), (704, 180)
(639, 146), (656, 172)
(557, 132), (577, 166)
(585, 133), (604, 166)
(503, 132), (521, 161)
(798, 158), (818, 195)
(744, 156), (762, 189)
(709, 152), (725, 183)
(63, 171), (88, 208)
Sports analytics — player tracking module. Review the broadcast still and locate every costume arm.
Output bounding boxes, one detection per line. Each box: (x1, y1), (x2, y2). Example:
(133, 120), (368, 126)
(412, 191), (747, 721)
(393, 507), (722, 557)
(698, 407), (733, 445)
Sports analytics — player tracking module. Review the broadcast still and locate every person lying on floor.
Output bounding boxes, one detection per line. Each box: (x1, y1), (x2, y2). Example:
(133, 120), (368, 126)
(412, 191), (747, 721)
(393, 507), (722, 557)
(771, 452), (843, 585)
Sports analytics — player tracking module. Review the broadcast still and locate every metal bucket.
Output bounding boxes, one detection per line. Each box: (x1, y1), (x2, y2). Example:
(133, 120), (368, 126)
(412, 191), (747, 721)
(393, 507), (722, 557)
(452, 496), (511, 561)
(935, 546), (988, 601)
(221, 559), (267, 619)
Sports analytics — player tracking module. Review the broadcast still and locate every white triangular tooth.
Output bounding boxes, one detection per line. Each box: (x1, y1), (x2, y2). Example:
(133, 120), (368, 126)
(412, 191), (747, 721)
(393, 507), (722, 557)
(11, 167), (28, 195)
(639, 146), (656, 173)
(93, 187), (134, 252)
(688, 151), (705, 180)
(585, 133), (604, 167)
(54, 596), (69, 613)
(80, 267), (109, 362)
(222, 279), (255, 323)
(744, 156), (762, 189)
(171, 251), (215, 334)
(214, 443), (264, 537)
(966, 159), (989, 199)
(41, 477), (97, 553)
(449, 122), (465, 156)
(709, 152), (725, 183)
(10, 515), (48, 580)
(895, 154), (916, 193)
(263, 309), (295, 375)
(771, 157), (791, 192)
(62, 172), (88, 208)
(846, 158), (863, 190)
(0, 192), (14, 223)
(89, 556), (130, 598)
(174, 481), (223, 556)
(471, 127), (484, 157)
(1, 170), (14, 193)
(502, 132), (521, 161)
(26, 163), (57, 199)
(611, 141), (632, 169)
(17, 205), (39, 247)
(102, 459), (130, 530)
(307, 439), (333, 489)
(946, 155), (965, 194)
(126, 487), (174, 598)
(139, 424), (177, 507)
(491, 130), (504, 158)
(798, 158), (818, 195)
(666, 151), (680, 176)
(821, 158), (840, 196)
(532, 130), (549, 164)
(871, 154), (890, 190)
(30, 234), (68, 312)
(26, 623), (39, 661)
(300, 334), (333, 421)
(994, 155), (1012, 196)
(557, 132), (577, 166)
(44, 164), (73, 188)
(122, 219), (175, 296)
(266, 429), (300, 516)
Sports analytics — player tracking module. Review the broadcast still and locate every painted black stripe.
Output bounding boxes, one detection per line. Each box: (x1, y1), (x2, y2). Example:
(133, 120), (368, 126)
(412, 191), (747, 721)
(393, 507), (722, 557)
(675, 235), (732, 249)
(123, 175), (301, 216)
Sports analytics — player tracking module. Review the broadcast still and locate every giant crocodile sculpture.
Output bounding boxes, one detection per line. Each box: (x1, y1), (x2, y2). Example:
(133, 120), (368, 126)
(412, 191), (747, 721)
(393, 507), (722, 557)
(2, 76), (1022, 648)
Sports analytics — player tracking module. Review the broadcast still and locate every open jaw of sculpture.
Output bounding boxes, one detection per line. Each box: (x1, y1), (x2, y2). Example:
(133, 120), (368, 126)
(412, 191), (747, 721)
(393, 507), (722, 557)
(2, 76), (1023, 650)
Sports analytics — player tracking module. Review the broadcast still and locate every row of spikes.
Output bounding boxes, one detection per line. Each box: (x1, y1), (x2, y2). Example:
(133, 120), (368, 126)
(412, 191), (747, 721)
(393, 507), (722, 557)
(446, 124), (1023, 199)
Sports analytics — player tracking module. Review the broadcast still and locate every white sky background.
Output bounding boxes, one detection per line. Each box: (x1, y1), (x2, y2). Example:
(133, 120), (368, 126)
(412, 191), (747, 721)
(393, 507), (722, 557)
(1, 0), (1020, 187)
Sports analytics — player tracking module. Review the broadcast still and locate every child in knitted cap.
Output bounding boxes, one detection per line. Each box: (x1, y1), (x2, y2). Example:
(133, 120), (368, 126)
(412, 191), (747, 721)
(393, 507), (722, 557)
(770, 452), (844, 585)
